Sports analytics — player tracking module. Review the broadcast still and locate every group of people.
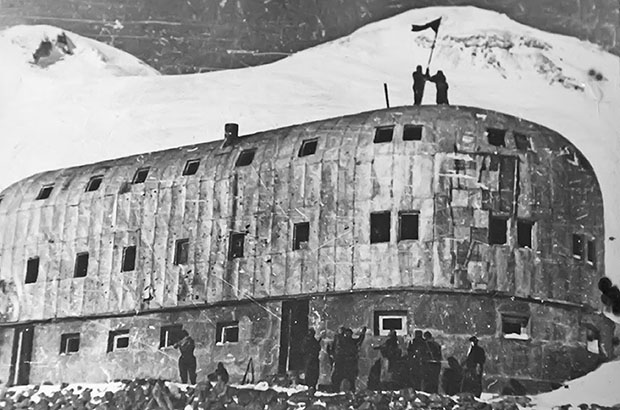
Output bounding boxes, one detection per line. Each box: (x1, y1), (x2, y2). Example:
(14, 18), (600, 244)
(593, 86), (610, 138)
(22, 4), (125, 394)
(302, 327), (486, 397)
(173, 329), (229, 392)
(412, 65), (449, 105)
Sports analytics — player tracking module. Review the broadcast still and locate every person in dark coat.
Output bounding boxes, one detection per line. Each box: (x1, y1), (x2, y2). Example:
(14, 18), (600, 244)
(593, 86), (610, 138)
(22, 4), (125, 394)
(367, 359), (382, 391)
(406, 329), (428, 390)
(428, 70), (449, 105)
(422, 331), (442, 393)
(302, 328), (322, 390)
(412, 65), (430, 105)
(173, 329), (197, 384)
(442, 356), (463, 396)
(331, 326), (367, 392)
(208, 362), (229, 384)
(379, 330), (401, 373)
(462, 336), (486, 397)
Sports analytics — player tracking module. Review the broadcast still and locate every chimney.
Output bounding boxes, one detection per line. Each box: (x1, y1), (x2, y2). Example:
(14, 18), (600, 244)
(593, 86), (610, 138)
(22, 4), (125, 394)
(224, 123), (239, 146)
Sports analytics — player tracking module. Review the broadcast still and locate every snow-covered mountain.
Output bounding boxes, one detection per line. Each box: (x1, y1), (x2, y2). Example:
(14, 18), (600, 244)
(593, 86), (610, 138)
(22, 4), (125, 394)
(0, 7), (619, 281)
(0, 25), (159, 78)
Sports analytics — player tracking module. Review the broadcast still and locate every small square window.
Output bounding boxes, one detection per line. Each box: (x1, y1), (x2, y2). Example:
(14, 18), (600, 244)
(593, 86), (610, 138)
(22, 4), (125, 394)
(235, 149), (256, 167)
(25, 257), (40, 284)
(587, 239), (596, 266)
(572, 234), (584, 260)
(216, 321), (239, 344)
(487, 128), (506, 147)
(403, 125), (423, 141)
(132, 167), (150, 184)
(107, 329), (130, 352)
(517, 220), (533, 248)
(373, 311), (408, 336)
(36, 184), (54, 200)
(160, 325), (183, 348)
(228, 232), (245, 260)
(74, 252), (89, 278)
(60, 333), (80, 354)
(501, 314), (529, 339)
(399, 211), (419, 241)
(374, 126), (394, 143)
(85, 176), (103, 192)
(121, 246), (136, 272)
(489, 216), (507, 245)
(370, 211), (391, 243)
(514, 133), (530, 151)
(174, 239), (189, 265)
(183, 160), (200, 176)
(298, 139), (318, 157)
(293, 222), (310, 250)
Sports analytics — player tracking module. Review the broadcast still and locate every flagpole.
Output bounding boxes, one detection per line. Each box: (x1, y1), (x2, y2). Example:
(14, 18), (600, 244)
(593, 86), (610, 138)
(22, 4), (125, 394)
(426, 26), (439, 71)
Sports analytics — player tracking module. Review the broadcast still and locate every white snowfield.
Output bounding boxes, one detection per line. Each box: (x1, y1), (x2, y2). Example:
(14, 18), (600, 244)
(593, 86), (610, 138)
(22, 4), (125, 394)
(0, 25), (159, 78)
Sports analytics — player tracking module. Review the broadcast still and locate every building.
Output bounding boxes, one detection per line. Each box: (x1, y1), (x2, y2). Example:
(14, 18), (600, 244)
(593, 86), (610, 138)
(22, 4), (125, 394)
(0, 105), (613, 392)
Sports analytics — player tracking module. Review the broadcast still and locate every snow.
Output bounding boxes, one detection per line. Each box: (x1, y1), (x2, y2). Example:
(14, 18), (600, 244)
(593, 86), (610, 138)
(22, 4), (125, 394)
(0, 5), (619, 406)
(0, 25), (159, 79)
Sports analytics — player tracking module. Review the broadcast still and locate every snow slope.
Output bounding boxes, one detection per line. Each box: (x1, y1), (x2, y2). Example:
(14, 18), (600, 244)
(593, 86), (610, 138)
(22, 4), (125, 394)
(0, 25), (159, 78)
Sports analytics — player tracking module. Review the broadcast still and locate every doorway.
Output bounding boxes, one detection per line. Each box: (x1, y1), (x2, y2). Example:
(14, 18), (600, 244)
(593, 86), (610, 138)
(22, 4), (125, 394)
(9, 325), (34, 386)
(278, 299), (309, 373)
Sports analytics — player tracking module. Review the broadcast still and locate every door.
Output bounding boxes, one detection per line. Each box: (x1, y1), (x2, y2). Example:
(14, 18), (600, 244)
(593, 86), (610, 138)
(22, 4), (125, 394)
(9, 326), (34, 386)
(278, 299), (309, 373)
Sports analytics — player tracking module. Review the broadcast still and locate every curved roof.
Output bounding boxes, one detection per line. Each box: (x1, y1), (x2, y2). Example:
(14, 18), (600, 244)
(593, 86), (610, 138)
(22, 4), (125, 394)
(0, 105), (604, 322)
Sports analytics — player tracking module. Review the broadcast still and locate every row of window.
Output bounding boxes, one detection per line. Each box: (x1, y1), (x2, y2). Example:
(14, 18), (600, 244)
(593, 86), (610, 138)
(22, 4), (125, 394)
(22, 214), (596, 284)
(59, 321), (240, 355)
(30, 139), (321, 202)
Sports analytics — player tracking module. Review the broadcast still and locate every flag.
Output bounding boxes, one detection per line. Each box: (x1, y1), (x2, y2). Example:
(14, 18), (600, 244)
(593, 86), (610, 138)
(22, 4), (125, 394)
(411, 17), (441, 33)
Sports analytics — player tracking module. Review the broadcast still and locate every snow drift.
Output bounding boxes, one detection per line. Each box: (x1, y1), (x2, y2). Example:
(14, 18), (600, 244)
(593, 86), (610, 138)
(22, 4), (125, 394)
(0, 25), (159, 78)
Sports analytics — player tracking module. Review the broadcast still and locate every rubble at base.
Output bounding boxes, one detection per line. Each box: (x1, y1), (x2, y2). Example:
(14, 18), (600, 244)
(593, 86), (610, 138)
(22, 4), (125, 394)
(1, 380), (620, 410)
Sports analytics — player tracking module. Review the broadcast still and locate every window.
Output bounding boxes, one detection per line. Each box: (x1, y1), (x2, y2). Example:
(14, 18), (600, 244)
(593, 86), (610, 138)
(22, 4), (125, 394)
(121, 246), (136, 272)
(370, 212), (391, 243)
(586, 326), (601, 354)
(514, 133), (530, 151)
(107, 330), (130, 352)
(374, 126), (394, 143)
(501, 314), (529, 340)
(85, 176), (103, 192)
(60, 333), (80, 354)
(293, 222), (310, 250)
(572, 234), (584, 259)
(399, 211), (419, 241)
(182, 159), (200, 176)
(25, 257), (40, 284)
(487, 128), (506, 147)
(74, 252), (89, 278)
(587, 239), (596, 266)
(174, 239), (189, 265)
(132, 167), (150, 184)
(373, 311), (408, 336)
(517, 220), (533, 248)
(216, 321), (239, 344)
(489, 216), (507, 245)
(403, 125), (423, 141)
(298, 139), (318, 157)
(235, 149), (256, 167)
(160, 325), (183, 348)
(36, 184), (54, 200)
(228, 232), (245, 259)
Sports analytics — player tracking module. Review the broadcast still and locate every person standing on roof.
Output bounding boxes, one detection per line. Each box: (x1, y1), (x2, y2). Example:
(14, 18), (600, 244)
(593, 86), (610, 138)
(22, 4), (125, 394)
(412, 65), (430, 105)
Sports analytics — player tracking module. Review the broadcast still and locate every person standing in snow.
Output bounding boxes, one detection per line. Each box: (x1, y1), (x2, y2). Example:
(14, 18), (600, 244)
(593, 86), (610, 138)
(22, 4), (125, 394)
(422, 331), (442, 394)
(428, 70), (450, 105)
(302, 328), (322, 390)
(442, 356), (463, 395)
(173, 329), (197, 384)
(412, 65), (430, 105)
(406, 329), (428, 390)
(331, 326), (367, 392)
(461, 336), (486, 397)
